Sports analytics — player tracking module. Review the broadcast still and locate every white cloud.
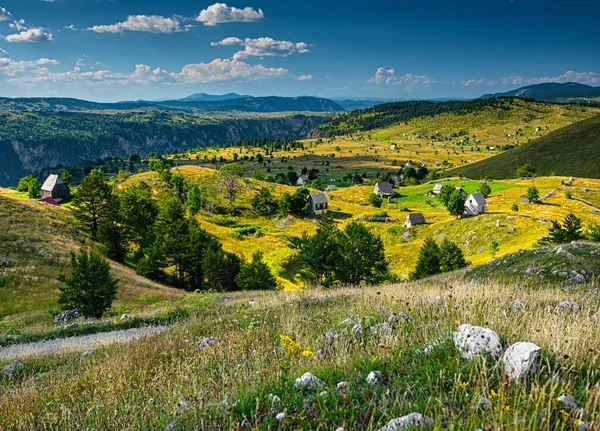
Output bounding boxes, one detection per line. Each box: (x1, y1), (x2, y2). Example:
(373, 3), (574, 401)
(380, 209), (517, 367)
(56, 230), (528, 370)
(5, 27), (54, 43)
(296, 74), (313, 81)
(196, 3), (264, 26)
(368, 68), (438, 89)
(368, 67), (395, 84)
(9, 19), (26, 31)
(88, 15), (183, 34)
(516, 71), (600, 85)
(65, 24), (77, 31)
(0, 7), (13, 22)
(211, 36), (309, 60)
(170, 58), (287, 83)
(0, 56), (59, 77)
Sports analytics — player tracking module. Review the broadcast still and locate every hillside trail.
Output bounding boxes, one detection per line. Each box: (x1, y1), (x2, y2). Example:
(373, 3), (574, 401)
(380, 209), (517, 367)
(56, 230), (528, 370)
(0, 326), (167, 361)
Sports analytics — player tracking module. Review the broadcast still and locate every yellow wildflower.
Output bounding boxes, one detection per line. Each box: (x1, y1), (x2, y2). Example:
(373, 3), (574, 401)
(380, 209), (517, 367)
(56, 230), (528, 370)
(302, 347), (316, 358)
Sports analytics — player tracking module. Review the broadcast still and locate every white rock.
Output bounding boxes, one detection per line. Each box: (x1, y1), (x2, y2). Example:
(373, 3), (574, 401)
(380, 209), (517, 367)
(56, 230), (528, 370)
(268, 394), (281, 404)
(81, 350), (96, 358)
(120, 314), (132, 321)
(453, 324), (503, 360)
(196, 336), (219, 348)
(471, 396), (493, 409)
(501, 342), (541, 381)
(275, 412), (285, 421)
(377, 413), (434, 430)
(351, 323), (364, 337)
(339, 316), (360, 326)
(335, 428), (345, 431)
(557, 393), (580, 411)
(336, 381), (348, 390)
(366, 370), (388, 386)
(576, 421), (588, 431)
(388, 312), (412, 323)
(371, 322), (393, 336)
(556, 301), (580, 313)
(319, 390), (330, 397)
(295, 372), (326, 390)
(2, 360), (24, 375)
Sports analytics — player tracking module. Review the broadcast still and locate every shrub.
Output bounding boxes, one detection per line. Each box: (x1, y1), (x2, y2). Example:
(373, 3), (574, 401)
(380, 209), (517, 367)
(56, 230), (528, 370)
(511, 203), (519, 212)
(369, 193), (383, 208)
(372, 211), (388, 218)
(526, 186), (540, 202)
(235, 251), (278, 291)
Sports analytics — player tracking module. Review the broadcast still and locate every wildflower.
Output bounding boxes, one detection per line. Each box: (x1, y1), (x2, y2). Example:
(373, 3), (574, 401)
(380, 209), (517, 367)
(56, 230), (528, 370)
(455, 380), (468, 390)
(280, 335), (302, 356)
(372, 355), (379, 363)
(559, 409), (570, 418)
(302, 347), (316, 359)
(489, 389), (500, 399)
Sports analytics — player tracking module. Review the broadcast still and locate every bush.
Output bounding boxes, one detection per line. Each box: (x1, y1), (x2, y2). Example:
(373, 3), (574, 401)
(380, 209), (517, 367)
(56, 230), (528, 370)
(58, 250), (118, 318)
(369, 193), (383, 208)
(235, 251), (278, 291)
(511, 204), (519, 212)
(526, 186), (540, 202)
(372, 211), (388, 218)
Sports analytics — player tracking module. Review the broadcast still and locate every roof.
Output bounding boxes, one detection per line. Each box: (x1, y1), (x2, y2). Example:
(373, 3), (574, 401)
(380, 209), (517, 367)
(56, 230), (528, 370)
(375, 181), (394, 194)
(310, 192), (328, 205)
(467, 191), (487, 205)
(405, 213), (426, 223)
(41, 174), (65, 192)
(326, 185), (337, 190)
(38, 196), (59, 206)
(433, 184), (443, 192)
(297, 175), (309, 183)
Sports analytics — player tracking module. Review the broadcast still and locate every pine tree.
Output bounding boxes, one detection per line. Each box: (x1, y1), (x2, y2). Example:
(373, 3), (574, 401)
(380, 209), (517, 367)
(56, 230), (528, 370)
(61, 169), (73, 186)
(27, 178), (41, 199)
(58, 250), (118, 318)
(410, 237), (441, 280)
(478, 182), (491, 198)
(202, 247), (241, 291)
(171, 173), (188, 203)
(439, 240), (467, 272)
(72, 170), (111, 240)
(186, 186), (203, 215)
(120, 182), (158, 254)
(98, 193), (127, 262)
(236, 251), (278, 291)
(526, 186), (539, 202)
(437, 184), (454, 206)
(337, 222), (388, 285)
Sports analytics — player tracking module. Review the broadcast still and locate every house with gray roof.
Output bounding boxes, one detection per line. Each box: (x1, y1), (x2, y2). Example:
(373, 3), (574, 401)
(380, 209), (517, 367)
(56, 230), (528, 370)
(464, 191), (487, 216)
(373, 181), (395, 198)
(41, 174), (70, 202)
(403, 213), (426, 228)
(308, 192), (328, 215)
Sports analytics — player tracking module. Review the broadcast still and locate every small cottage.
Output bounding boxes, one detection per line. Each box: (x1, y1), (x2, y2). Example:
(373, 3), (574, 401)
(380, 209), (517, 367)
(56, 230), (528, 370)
(390, 144), (397, 150)
(464, 192), (487, 216)
(432, 184), (443, 194)
(297, 175), (309, 186)
(308, 193), (328, 215)
(403, 213), (426, 228)
(41, 174), (70, 202)
(373, 181), (395, 198)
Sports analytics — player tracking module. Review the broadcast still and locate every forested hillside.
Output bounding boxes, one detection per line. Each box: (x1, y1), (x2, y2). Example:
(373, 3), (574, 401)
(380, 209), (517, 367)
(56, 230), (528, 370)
(0, 112), (328, 187)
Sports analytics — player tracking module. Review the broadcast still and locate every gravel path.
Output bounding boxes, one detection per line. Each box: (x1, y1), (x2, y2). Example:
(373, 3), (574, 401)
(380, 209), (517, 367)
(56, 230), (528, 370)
(0, 326), (167, 361)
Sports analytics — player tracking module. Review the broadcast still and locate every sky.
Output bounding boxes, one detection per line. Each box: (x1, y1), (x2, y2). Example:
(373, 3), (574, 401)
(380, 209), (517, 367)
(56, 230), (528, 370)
(0, 0), (599, 102)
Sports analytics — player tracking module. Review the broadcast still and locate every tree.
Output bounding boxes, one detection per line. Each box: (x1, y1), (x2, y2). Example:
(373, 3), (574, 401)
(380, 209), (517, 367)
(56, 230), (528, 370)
(540, 213), (583, 245)
(478, 182), (491, 198)
(218, 164), (243, 206)
(120, 182), (159, 254)
(17, 174), (37, 192)
(337, 222), (388, 285)
(181, 220), (216, 291)
(488, 240), (499, 258)
(236, 251), (278, 291)
(61, 169), (73, 186)
(289, 215), (341, 287)
(286, 170), (299, 185)
(27, 178), (41, 199)
(516, 163), (536, 178)
(585, 222), (600, 242)
(251, 187), (278, 215)
(58, 250), (118, 318)
(526, 186), (540, 203)
(410, 237), (441, 280)
(447, 189), (466, 218)
(202, 247), (241, 291)
(439, 240), (467, 272)
(98, 193), (127, 262)
(72, 170), (112, 240)
(186, 185), (203, 215)
(437, 184), (454, 206)
(171, 173), (188, 203)
(252, 170), (265, 181)
(369, 193), (383, 208)
(288, 188), (310, 217)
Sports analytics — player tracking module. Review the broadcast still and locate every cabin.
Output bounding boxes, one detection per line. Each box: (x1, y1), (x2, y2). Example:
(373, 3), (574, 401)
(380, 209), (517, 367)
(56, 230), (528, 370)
(41, 174), (70, 202)
(296, 175), (309, 186)
(464, 192), (487, 216)
(373, 181), (395, 198)
(308, 193), (328, 215)
(403, 213), (426, 228)
(432, 184), (443, 194)
(390, 144), (397, 150)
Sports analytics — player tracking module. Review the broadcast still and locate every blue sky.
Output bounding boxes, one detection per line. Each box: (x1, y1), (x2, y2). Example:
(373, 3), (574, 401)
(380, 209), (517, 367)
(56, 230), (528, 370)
(0, 0), (598, 101)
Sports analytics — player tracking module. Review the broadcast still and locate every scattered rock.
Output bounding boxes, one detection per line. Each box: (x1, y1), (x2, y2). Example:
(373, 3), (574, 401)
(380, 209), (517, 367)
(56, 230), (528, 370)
(336, 381), (348, 390)
(555, 301), (580, 314)
(81, 350), (96, 358)
(351, 323), (364, 337)
(501, 342), (541, 381)
(295, 372), (326, 390)
(576, 421), (588, 431)
(2, 360), (24, 375)
(453, 324), (503, 360)
(54, 309), (83, 324)
(400, 231), (411, 242)
(366, 370), (388, 386)
(322, 331), (343, 345)
(164, 422), (177, 431)
(214, 296), (233, 303)
(39, 250), (52, 257)
(471, 396), (493, 409)
(567, 273), (586, 285)
(377, 413), (434, 430)
(388, 312), (413, 323)
(339, 316), (360, 326)
(196, 337), (219, 348)
(508, 226), (516, 232)
(557, 393), (580, 411)
(267, 394), (281, 404)
(120, 314), (132, 321)
(0, 257), (10, 267)
(319, 390), (330, 397)
(370, 322), (393, 336)
(275, 412), (285, 421)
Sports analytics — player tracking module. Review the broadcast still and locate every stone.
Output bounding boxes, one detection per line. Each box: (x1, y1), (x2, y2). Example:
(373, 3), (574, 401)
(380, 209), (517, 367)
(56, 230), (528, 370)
(339, 316), (360, 326)
(295, 372), (326, 390)
(275, 412), (285, 421)
(576, 421), (588, 431)
(370, 322), (393, 336)
(471, 396), (493, 409)
(336, 381), (348, 390)
(39, 250), (52, 257)
(54, 309), (83, 324)
(82, 350), (96, 358)
(388, 312), (413, 323)
(377, 413), (434, 430)
(453, 324), (503, 360)
(2, 360), (24, 375)
(351, 323), (364, 337)
(0, 257), (10, 266)
(508, 226), (516, 232)
(267, 394), (281, 404)
(567, 274), (586, 285)
(319, 390), (330, 397)
(120, 314), (132, 321)
(557, 393), (580, 411)
(214, 296), (233, 303)
(501, 342), (541, 381)
(556, 301), (580, 314)
(322, 331), (343, 345)
(366, 370), (388, 386)
(164, 422), (177, 431)
(400, 231), (411, 242)
(196, 336), (219, 348)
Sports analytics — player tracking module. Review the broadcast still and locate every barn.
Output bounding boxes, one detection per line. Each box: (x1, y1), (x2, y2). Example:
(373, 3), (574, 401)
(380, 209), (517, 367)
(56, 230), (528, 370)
(373, 181), (395, 198)
(403, 213), (426, 228)
(41, 175), (70, 202)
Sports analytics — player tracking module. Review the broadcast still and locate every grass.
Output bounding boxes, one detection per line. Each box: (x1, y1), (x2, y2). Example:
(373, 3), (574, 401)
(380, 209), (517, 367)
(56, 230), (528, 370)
(446, 115), (600, 179)
(1, 270), (599, 430)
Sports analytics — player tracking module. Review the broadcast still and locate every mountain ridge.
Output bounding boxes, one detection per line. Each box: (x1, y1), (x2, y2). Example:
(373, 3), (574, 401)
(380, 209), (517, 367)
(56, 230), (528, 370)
(479, 82), (600, 103)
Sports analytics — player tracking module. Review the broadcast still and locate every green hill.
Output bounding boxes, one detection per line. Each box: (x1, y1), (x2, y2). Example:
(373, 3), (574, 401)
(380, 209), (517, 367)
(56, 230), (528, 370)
(446, 115), (600, 179)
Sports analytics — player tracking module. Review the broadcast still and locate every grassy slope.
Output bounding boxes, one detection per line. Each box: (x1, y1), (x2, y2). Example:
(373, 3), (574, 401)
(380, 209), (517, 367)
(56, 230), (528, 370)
(0, 191), (181, 332)
(2, 269), (600, 430)
(445, 115), (600, 179)
(130, 166), (600, 288)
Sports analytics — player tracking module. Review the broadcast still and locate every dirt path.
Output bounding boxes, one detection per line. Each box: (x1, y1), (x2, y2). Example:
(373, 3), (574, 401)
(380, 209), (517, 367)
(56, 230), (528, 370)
(0, 326), (167, 361)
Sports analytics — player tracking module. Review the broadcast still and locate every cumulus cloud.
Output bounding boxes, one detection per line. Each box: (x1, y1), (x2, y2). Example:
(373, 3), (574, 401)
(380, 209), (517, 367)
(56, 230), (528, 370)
(5, 27), (54, 43)
(9, 19), (27, 31)
(65, 24), (77, 31)
(170, 58), (287, 83)
(368, 68), (438, 89)
(211, 36), (309, 60)
(88, 15), (183, 34)
(0, 56), (59, 77)
(461, 70), (600, 87)
(196, 3), (264, 26)
(296, 74), (313, 81)
(0, 7), (13, 22)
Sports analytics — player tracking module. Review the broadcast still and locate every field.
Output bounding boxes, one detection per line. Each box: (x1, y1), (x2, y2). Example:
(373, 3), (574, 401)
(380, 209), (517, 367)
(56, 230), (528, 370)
(0, 192), (182, 333)
(2, 263), (600, 430)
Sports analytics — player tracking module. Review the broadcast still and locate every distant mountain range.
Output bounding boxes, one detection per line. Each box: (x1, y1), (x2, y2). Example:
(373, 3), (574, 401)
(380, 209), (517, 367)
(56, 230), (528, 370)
(0, 95), (344, 113)
(480, 82), (600, 103)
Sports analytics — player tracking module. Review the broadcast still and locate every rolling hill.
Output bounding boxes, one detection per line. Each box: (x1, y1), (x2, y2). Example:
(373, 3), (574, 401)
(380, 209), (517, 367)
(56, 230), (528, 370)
(480, 82), (600, 103)
(445, 115), (600, 179)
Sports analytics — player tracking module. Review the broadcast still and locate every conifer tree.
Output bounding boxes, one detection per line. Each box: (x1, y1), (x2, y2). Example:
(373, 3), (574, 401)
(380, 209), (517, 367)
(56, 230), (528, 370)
(410, 237), (441, 280)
